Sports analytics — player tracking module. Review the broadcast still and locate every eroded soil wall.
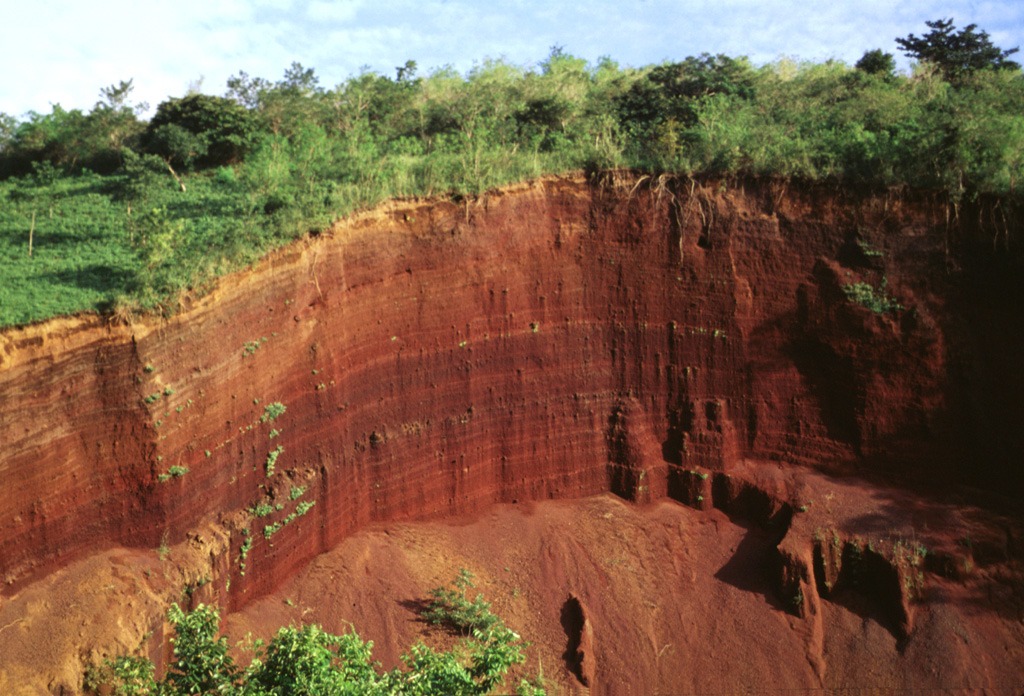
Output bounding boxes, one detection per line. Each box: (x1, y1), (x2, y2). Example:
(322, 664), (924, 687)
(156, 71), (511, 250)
(1, 174), (1018, 608)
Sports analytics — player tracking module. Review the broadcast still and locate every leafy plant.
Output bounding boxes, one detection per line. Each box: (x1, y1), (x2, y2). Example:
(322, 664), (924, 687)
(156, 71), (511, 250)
(261, 402), (286, 423)
(424, 568), (500, 634)
(264, 445), (283, 476)
(158, 465), (190, 482)
(90, 570), (543, 695)
(842, 278), (903, 314)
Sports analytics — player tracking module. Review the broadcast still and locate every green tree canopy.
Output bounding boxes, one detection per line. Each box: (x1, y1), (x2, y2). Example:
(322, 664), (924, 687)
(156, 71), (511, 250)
(855, 49), (897, 79)
(896, 18), (1021, 80)
(143, 94), (257, 168)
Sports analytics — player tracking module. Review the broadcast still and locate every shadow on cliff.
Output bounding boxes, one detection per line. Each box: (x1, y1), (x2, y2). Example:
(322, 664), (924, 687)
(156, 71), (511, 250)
(713, 519), (786, 612)
(785, 334), (861, 452)
(839, 489), (1023, 625)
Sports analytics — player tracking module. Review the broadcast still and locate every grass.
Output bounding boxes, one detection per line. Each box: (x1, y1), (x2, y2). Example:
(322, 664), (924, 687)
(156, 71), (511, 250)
(3, 56), (1023, 332)
(0, 171), (253, 326)
(0, 140), (593, 330)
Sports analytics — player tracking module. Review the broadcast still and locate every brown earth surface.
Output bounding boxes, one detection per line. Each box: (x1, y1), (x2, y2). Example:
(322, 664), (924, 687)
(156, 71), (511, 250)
(1, 173), (1023, 694)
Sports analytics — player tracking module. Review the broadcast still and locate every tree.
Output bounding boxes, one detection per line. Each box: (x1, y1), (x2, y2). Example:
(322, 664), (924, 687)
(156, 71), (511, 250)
(87, 80), (148, 170)
(112, 148), (168, 219)
(896, 18), (1021, 81)
(143, 94), (257, 169)
(0, 112), (17, 153)
(226, 71), (272, 110)
(855, 49), (897, 79)
(278, 61), (322, 98)
(617, 53), (757, 133)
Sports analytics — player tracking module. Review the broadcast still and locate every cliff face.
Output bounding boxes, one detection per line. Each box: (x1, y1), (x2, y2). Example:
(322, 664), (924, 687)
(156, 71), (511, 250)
(0, 173), (1017, 612)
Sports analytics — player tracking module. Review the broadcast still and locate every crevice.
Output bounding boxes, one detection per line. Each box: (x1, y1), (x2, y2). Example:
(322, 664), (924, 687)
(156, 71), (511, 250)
(560, 594), (594, 687)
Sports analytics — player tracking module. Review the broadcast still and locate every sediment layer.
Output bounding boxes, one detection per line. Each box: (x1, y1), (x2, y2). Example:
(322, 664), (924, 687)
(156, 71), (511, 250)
(1, 173), (1018, 614)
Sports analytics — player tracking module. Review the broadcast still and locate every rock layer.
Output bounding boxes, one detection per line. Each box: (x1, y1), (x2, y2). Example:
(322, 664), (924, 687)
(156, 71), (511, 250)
(0, 173), (1019, 617)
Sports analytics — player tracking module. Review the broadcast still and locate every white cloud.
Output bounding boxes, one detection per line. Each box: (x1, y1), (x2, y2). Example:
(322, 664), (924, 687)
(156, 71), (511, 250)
(1, 0), (1021, 118)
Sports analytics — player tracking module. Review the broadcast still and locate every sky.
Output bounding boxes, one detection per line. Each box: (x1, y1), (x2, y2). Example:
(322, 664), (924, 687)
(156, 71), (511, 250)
(2, 0), (1023, 119)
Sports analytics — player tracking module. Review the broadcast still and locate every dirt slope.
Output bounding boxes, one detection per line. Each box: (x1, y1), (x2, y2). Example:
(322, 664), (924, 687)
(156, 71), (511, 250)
(1, 173), (1022, 693)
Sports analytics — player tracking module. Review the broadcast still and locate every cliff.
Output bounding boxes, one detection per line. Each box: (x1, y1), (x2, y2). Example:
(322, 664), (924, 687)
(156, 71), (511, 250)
(1, 173), (1022, 693)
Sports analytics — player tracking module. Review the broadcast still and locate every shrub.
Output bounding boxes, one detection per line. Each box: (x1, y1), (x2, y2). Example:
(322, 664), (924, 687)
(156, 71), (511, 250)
(89, 574), (543, 695)
(842, 279), (903, 314)
(143, 94), (257, 169)
(261, 402), (286, 423)
(424, 568), (500, 634)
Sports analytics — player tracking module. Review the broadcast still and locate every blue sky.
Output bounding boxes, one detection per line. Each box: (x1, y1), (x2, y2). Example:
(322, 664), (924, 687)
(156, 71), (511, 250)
(2, 0), (1022, 118)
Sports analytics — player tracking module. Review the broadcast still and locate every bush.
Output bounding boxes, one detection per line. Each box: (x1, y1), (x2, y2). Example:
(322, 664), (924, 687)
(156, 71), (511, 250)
(424, 568), (500, 634)
(842, 279), (903, 314)
(143, 94), (257, 169)
(88, 573), (544, 696)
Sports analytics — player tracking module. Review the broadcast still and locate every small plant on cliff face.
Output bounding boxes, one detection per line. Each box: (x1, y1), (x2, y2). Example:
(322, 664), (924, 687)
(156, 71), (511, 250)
(157, 532), (170, 561)
(158, 465), (189, 482)
(250, 502), (275, 517)
(265, 445), (283, 476)
(842, 278), (903, 314)
(238, 533), (253, 573)
(857, 239), (884, 258)
(424, 568), (500, 635)
(261, 402), (286, 423)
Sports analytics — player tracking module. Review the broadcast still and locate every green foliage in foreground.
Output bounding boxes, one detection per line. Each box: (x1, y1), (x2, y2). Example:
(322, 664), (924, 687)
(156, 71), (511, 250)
(1, 26), (1022, 329)
(87, 573), (545, 696)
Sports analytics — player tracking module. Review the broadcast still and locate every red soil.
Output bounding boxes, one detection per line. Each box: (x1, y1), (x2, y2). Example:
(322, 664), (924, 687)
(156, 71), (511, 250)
(0, 173), (1022, 693)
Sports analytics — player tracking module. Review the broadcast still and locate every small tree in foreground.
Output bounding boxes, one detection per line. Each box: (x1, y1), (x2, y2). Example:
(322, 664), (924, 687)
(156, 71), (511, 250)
(86, 571), (546, 695)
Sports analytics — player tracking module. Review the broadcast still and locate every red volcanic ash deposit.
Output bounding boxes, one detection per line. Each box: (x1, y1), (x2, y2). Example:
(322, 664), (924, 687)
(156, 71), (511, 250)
(1, 173), (1022, 694)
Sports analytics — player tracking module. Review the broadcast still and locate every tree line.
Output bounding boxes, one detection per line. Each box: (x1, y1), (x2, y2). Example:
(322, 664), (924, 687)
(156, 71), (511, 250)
(0, 19), (1020, 326)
